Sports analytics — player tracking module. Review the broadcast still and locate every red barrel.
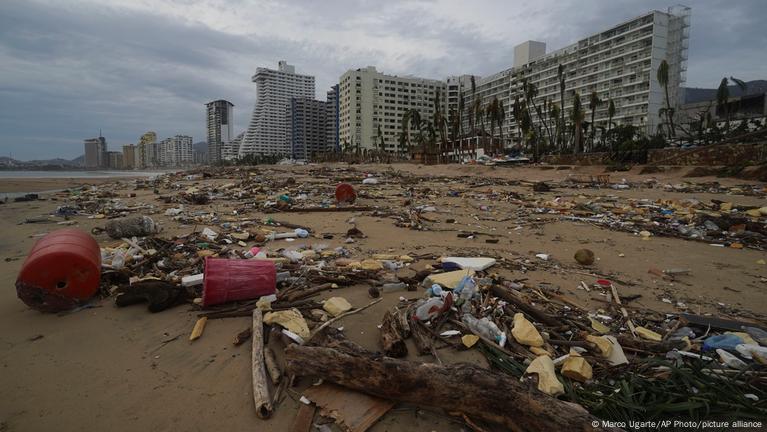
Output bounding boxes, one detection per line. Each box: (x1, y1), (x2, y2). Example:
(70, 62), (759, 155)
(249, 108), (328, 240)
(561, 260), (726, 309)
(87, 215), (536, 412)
(335, 183), (357, 204)
(16, 229), (102, 312)
(202, 258), (276, 307)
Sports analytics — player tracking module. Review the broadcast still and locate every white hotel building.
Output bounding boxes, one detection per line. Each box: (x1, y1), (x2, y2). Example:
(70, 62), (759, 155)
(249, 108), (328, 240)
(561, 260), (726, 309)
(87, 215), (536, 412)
(240, 61), (316, 157)
(464, 6), (690, 142)
(338, 66), (446, 152)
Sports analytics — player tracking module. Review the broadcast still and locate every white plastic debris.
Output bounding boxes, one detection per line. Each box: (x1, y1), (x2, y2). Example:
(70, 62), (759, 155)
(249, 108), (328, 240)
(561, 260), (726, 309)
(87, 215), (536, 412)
(181, 273), (204, 287)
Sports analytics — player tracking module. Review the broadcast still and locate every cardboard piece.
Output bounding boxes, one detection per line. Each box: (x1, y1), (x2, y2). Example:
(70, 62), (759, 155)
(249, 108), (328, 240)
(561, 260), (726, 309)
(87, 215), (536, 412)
(422, 269), (475, 289)
(303, 383), (395, 432)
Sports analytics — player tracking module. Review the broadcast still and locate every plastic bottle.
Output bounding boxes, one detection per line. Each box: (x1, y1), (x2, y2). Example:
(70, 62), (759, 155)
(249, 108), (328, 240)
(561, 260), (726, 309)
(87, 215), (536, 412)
(744, 327), (767, 346)
(111, 250), (126, 270)
(427, 284), (443, 297)
(716, 349), (747, 370)
(414, 298), (445, 321)
(735, 344), (767, 361)
(702, 334), (744, 351)
(382, 282), (407, 292)
(462, 314), (507, 347)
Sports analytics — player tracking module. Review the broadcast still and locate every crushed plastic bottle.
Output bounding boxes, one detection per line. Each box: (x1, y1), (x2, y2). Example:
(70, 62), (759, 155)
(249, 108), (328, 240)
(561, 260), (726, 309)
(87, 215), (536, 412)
(462, 313), (507, 347)
(111, 250), (126, 270)
(735, 344), (767, 361)
(381, 282), (407, 292)
(743, 327), (767, 346)
(703, 334), (744, 351)
(716, 349), (747, 370)
(414, 298), (445, 321)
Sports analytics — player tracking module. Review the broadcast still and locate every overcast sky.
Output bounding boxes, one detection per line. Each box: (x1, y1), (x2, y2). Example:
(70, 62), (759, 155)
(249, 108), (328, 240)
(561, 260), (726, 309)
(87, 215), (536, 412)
(1, 0), (765, 160)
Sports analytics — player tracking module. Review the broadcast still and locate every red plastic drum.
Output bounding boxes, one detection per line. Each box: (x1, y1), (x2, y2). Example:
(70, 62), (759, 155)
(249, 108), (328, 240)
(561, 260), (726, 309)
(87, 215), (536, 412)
(16, 229), (102, 312)
(335, 183), (357, 204)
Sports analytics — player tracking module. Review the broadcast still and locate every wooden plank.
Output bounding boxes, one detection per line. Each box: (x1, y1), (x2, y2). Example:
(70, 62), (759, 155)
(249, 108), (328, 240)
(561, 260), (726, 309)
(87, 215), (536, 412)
(289, 403), (316, 432)
(303, 383), (394, 432)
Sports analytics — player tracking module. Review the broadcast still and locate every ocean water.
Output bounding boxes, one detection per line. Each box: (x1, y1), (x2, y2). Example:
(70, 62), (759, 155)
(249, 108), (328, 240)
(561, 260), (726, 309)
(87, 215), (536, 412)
(0, 170), (167, 179)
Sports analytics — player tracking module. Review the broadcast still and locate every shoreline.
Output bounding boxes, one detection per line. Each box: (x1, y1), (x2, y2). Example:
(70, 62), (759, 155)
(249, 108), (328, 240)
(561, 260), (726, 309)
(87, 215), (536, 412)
(0, 176), (144, 194)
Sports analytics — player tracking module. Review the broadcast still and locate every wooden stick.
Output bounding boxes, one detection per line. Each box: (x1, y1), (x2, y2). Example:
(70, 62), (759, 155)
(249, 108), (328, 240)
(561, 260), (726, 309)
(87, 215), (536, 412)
(308, 299), (383, 342)
(189, 317), (207, 341)
(610, 283), (637, 338)
(264, 346), (282, 385)
(252, 309), (273, 419)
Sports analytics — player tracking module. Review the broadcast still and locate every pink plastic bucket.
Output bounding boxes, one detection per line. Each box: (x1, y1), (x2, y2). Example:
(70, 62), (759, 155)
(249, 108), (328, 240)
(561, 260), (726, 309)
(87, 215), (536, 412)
(202, 258), (276, 307)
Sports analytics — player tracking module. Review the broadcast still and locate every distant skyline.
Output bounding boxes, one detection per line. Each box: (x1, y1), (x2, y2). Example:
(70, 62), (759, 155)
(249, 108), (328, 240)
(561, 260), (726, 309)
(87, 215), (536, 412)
(1, 0), (766, 160)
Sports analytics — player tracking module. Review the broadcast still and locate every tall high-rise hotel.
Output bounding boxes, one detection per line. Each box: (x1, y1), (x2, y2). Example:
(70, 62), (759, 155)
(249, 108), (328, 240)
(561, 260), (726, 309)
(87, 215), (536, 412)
(464, 6), (691, 139)
(240, 61), (315, 156)
(206, 100), (234, 163)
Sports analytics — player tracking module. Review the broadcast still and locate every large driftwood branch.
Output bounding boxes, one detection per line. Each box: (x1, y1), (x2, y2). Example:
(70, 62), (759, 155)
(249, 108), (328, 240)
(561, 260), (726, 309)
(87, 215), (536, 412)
(252, 309), (272, 419)
(285, 344), (620, 432)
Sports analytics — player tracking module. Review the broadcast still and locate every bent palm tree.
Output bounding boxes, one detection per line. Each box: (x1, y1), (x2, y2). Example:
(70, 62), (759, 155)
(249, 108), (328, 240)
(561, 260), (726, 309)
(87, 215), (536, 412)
(571, 92), (585, 154)
(558, 64), (566, 150)
(588, 91), (601, 152)
(657, 60), (676, 138)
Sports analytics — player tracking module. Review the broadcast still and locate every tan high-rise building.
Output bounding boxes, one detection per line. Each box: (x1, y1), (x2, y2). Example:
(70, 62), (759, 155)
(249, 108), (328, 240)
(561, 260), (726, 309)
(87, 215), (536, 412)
(136, 131), (157, 169)
(338, 66), (446, 152)
(122, 144), (136, 170)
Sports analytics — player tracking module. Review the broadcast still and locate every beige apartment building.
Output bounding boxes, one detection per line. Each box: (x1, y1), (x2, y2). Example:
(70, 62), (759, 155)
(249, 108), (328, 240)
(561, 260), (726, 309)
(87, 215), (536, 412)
(338, 66), (446, 152)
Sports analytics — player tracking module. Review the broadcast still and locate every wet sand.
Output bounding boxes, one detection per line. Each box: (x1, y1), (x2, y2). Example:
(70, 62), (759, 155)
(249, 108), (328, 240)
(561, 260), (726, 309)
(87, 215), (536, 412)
(0, 177), (138, 193)
(0, 163), (765, 432)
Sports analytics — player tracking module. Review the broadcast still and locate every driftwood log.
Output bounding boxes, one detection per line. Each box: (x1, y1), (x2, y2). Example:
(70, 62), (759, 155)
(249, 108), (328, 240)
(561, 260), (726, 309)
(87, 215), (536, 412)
(285, 344), (619, 432)
(251, 310), (272, 418)
(379, 309), (408, 357)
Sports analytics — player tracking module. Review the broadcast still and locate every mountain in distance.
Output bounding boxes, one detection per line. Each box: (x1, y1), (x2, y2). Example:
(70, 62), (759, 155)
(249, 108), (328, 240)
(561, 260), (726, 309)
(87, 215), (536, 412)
(0, 155), (84, 169)
(683, 79), (767, 104)
(193, 141), (207, 153)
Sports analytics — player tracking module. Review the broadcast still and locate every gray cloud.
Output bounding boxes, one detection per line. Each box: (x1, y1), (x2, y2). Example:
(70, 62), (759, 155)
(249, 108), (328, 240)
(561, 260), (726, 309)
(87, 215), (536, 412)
(0, 0), (765, 160)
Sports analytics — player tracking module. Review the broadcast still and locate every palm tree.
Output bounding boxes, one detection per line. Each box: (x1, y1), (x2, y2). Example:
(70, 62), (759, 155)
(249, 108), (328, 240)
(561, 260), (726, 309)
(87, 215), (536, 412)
(571, 92), (585, 154)
(557, 64), (566, 150)
(657, 59), (676, 138)
(401, 108), (421, 153)
(522, 79), (554, 152)
(458, 90), (466, 138)
(486, 97), (499, 153)
(433, 88), (448, 158)
(377, 125), (386, 153)
(717, 76), (748, 132)
(607, 99), (616, 133)
(549, 102), (560, 151)
(469, 76), (477, 134)
(497, 100), (506, 152)
(588, 91), (602, 151)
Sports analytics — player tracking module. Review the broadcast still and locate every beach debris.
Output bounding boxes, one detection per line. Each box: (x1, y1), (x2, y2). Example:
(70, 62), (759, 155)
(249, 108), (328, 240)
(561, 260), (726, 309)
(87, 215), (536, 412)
(512, 313), (544, 347)
(105, 215), (159, 239)
(189, 317), (207, 341)
(574, 248), (595, 265)
(323, 297), (353, 317)
(525, 355), (565, 396)
(201, 258), (276, 307)
(15, 229), (101, 313)
(303, 383), (394, 432)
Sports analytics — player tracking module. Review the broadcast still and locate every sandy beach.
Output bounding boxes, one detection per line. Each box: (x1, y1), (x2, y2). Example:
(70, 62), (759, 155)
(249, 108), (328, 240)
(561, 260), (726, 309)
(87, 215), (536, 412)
(0, 163), (765, 431)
